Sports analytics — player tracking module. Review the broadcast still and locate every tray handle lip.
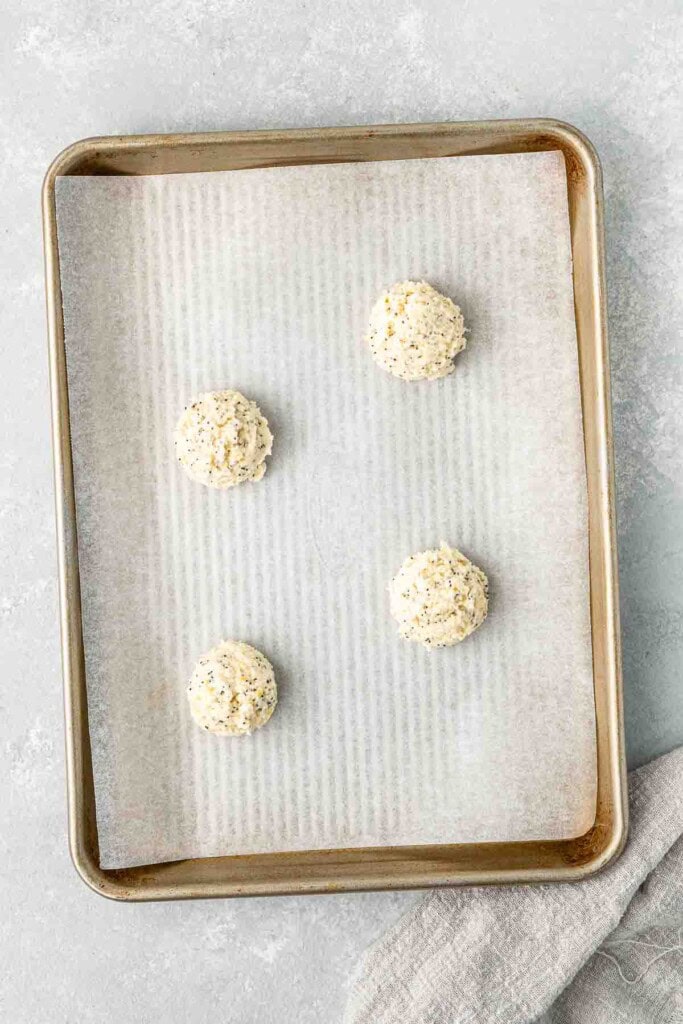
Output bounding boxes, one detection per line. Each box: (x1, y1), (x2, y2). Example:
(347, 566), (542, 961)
(69, 813), (630, 904)
(42, 116), (603, 187)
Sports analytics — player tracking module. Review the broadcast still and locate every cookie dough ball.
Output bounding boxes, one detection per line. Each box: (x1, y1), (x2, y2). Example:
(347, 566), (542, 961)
(366, 281), (465, 381)
(187, 640), (277, 736)
(174, 390), (273, 489)
(389, 543), (488, 649)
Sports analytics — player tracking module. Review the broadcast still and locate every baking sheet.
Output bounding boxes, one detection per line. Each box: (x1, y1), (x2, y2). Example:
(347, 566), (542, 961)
(55, 151), (597, 870)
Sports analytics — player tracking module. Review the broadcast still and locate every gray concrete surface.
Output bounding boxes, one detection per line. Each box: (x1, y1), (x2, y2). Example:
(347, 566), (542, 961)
(1, 1), (681, 1021)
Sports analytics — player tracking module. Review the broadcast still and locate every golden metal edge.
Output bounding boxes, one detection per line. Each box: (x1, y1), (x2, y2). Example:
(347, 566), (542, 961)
(42, 178), (96, 901)
(42, 117), (627, 901)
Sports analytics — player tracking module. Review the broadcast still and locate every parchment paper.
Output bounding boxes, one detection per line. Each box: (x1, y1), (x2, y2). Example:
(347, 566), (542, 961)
(55, 151), (597, 870)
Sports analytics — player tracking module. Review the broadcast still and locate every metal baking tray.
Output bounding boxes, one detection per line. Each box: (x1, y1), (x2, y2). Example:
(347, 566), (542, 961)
(43, 118), (627, 901)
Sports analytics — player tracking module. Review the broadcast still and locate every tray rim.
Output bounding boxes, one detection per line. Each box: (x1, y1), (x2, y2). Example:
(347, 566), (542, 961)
(42, 117), (627, 901)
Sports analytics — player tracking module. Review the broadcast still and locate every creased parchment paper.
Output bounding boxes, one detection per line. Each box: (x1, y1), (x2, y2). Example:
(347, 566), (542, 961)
(55, 151), (596, 870)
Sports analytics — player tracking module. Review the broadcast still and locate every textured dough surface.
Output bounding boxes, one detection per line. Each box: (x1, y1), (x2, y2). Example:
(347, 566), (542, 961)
(187, 640), (277, 735)
(174, 389), (273, 488)
(389, 543), (489, 648)
(366, 280), (466, 381)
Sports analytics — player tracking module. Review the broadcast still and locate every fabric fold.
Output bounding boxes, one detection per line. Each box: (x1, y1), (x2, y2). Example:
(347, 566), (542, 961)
(347, 747), (683, 1024)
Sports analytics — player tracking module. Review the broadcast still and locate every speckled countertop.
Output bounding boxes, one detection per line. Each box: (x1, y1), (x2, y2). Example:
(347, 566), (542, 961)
(2, 2), (681, 1021)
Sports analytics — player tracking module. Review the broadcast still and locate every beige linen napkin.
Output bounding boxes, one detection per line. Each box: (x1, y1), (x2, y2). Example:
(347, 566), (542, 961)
(347, 747), (683, 1024)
